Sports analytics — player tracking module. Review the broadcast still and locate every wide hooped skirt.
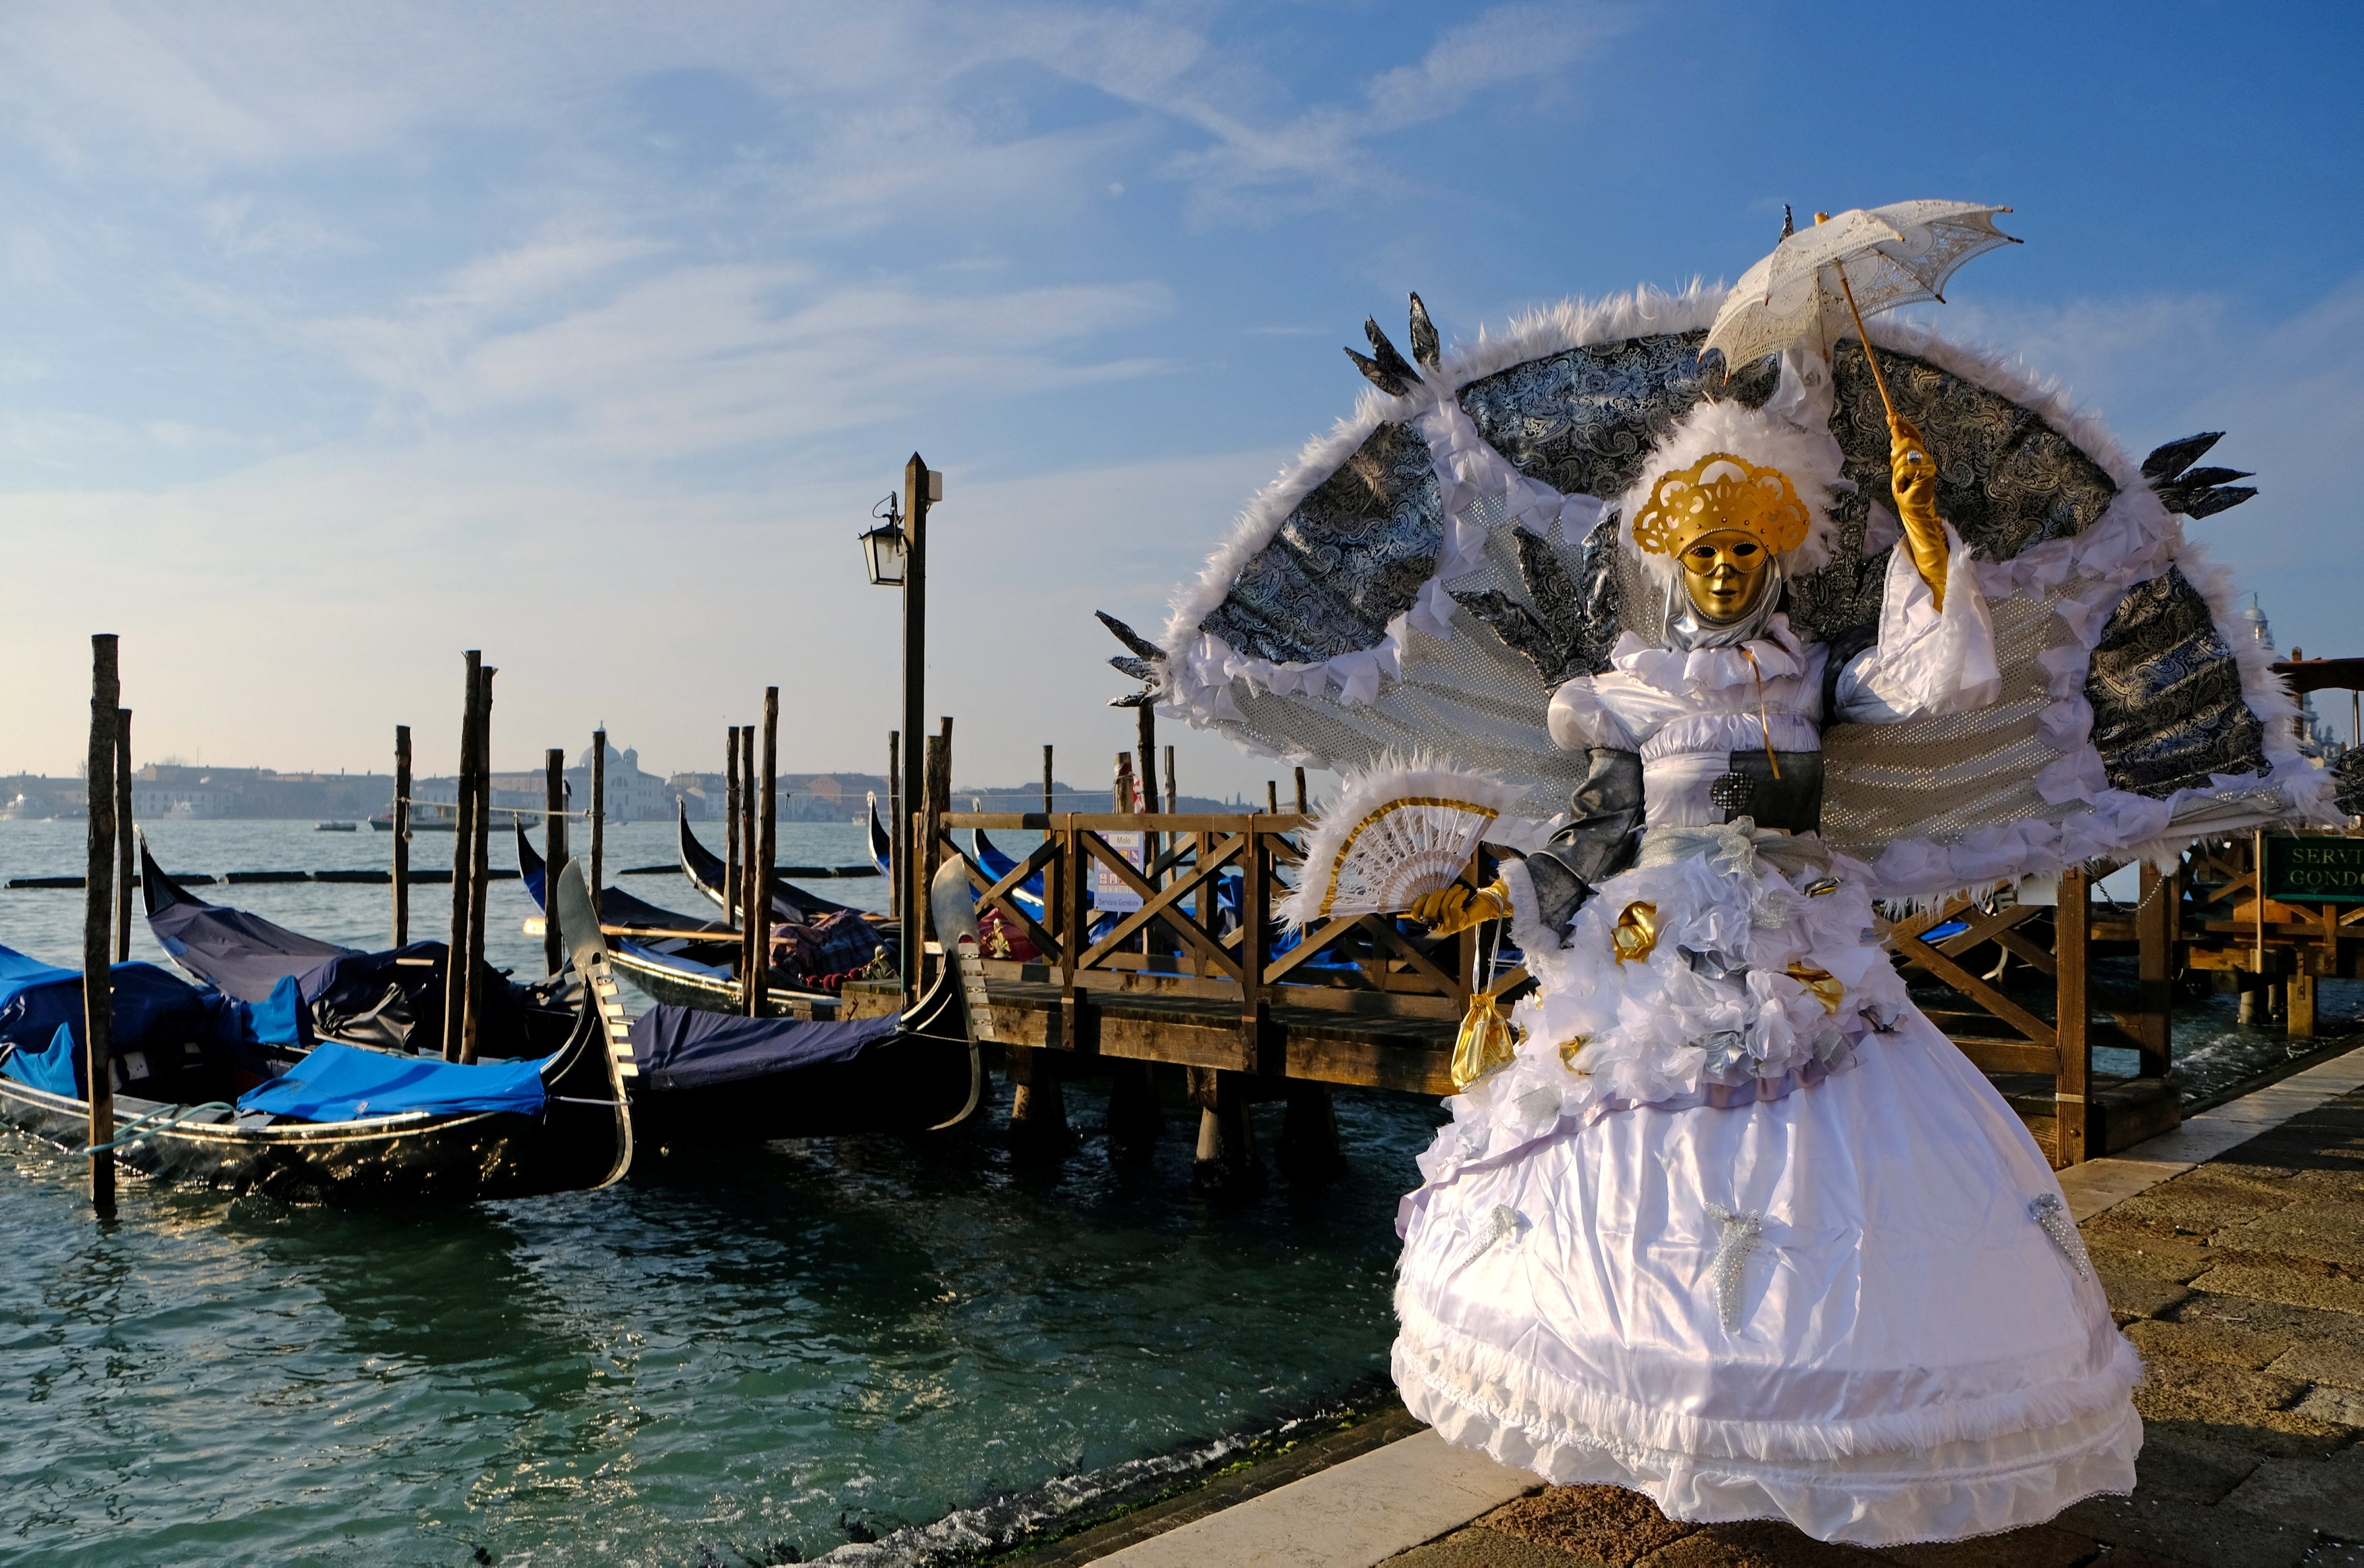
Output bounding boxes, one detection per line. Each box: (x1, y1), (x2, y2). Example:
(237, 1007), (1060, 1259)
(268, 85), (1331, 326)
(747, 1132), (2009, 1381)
(1392, 1012), (2140, 1546)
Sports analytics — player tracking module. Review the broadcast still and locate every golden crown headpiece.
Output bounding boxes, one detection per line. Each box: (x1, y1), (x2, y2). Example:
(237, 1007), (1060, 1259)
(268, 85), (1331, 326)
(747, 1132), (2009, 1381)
(1629, 451), (1811, 560)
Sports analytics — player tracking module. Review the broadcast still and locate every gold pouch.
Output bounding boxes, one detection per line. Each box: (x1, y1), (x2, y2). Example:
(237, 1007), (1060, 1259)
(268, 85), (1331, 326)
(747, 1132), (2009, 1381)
(1451, 990), (1522, 1091)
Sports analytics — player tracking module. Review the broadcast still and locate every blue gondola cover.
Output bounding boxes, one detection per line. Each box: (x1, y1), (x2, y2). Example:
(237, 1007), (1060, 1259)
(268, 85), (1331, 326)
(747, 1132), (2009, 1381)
(1, 1023), (81, 1097)
(625, 1005), (898, 1091)
(238, 1043), (549, 1122)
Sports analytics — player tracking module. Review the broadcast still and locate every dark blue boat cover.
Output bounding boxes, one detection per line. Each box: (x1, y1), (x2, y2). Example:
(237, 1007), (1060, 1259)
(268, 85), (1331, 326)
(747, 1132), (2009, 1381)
(0, 945), (311, 1097)
(237, 1041), (548, 1122)
(625, 1005), (898, 1091)
(147, 886), (355, 1003)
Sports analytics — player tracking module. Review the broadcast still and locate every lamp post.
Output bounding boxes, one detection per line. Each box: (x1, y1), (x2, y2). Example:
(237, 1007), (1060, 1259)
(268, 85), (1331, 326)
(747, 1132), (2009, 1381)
(860, 454), (940, 1008)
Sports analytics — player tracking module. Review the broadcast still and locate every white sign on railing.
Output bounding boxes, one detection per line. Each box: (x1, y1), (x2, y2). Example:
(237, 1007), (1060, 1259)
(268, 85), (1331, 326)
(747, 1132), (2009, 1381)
(1091, 831), (1147, 914)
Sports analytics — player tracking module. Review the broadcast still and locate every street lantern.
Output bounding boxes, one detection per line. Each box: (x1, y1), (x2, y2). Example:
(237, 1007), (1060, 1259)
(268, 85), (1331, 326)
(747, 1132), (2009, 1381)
(858, 496), (908, 587)
(860, 457), (942, 1008)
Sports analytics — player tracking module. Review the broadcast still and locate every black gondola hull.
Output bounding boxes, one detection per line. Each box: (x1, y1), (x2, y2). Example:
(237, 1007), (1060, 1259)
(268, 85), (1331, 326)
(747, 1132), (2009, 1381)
(0, 1080), (627, 1204)
(627, 1030), (980, 1145)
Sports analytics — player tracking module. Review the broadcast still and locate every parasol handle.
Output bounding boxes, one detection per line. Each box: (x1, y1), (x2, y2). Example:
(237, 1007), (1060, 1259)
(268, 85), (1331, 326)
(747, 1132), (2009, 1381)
(1835, 265), (1899, 424)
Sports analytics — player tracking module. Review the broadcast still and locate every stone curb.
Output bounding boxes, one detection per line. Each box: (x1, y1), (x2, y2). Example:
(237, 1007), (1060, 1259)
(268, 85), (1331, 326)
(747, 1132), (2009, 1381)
(1085, 1043), (2364, 1567)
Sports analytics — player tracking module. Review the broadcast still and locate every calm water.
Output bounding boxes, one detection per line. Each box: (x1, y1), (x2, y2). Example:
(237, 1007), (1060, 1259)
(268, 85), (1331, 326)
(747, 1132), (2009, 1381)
(0, 820), (1440, 1567)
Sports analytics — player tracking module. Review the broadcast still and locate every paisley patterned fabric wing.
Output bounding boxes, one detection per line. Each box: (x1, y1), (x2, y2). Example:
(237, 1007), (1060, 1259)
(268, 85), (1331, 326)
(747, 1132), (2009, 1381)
(2087, 567), (2270, 798)
(1200, 420), (1441, 665)
(1834, 342), (2117, 560)
(1458, 331), (1778, 502)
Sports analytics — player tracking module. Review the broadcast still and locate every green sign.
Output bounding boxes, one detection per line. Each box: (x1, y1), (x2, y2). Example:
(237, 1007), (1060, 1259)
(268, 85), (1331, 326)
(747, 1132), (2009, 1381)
(2263, 835), (2364, 904)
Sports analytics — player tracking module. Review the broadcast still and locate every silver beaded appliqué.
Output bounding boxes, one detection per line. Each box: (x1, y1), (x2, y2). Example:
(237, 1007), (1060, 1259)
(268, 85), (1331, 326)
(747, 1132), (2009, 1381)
(1703, 1203), (1763, 1331)
(2029, 1193), (2092, 1279)
(1460, 1204), (1526, 1269)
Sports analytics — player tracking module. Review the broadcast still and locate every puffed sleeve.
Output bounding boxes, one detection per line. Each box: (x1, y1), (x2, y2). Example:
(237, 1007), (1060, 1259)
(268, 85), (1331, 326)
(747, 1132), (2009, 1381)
(1547, 676), (1639, 752)
(1832, 523), (2001, 723)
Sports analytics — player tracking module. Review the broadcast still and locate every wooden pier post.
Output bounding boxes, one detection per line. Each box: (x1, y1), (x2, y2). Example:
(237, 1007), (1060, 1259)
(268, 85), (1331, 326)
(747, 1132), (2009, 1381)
(749, 689), (777, 1018)
(589, 728), (606, 918)
(1008, 1047), (1073, 1155)
(392, 725), (411, 946)
(1277, 1081), (1348, 1184)
(83, 635), (119, 1217)
(1104, 1060), (1162, 1161)
(2134, 862), (2175, 1075)
(460, 668), (496, 1064)
(1163, 746), (1177, 814)
(725, 727), (742, 928)
(1293, 766), (1308, 816)
(888, 730), (902, 922)
(442, 652), (482, 1062)
(1266, 781), (1279, 814)
(1043, 743), (1055, 818)
(543, 748), (567, 977)
(1189, 1068), (1265, 1196)
(739, 725), (758, 1006)
(2055, 866), (2090, 1166)
(920, 723), (952, 951)
(113, 708), (133, 963)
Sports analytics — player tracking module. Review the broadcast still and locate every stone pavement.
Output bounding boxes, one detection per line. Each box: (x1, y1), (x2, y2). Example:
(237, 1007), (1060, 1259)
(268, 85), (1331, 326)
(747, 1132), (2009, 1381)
(1082, 1047), (2364, 1568)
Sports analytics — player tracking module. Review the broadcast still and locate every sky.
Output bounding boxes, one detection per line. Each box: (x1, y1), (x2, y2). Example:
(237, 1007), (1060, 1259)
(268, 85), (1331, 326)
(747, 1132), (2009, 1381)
(2, 0), (2360, 797)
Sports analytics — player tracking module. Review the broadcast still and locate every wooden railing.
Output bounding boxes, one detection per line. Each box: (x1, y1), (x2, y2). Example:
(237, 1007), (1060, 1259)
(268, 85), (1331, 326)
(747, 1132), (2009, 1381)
(2184, 831), (2364, 1035)
(1884, 862), (2178, 1165)
(927, 812), (1494, 1071)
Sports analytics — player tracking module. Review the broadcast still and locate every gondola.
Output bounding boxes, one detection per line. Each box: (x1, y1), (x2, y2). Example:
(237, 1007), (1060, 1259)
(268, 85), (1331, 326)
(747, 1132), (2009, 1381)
(676, 799), (866, 922)
(868, 793), (894, 877)
(616, 856), (984, 1144)
(125, 845), (983, 1146)
(519, 824), (843, 1018)
(139, 834), (577, 1055)
(0, 859), (632, 1204)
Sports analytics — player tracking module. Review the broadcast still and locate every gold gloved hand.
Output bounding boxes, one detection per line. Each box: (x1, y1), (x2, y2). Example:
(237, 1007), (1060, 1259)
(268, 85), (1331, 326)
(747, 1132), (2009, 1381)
(1410, 879), (1510, 937)
(1888, 413), (1949, 610)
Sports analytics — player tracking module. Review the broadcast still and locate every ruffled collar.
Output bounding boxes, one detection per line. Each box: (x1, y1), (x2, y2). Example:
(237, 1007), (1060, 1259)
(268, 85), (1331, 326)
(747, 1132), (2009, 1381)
(1610, 615), (1805, 695)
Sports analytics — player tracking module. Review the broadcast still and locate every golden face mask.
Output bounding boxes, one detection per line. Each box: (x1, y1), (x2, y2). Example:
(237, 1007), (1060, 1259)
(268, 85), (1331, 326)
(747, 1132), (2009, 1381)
(1678, 529), (1774, 623)
(1630, 451), (1811, 592)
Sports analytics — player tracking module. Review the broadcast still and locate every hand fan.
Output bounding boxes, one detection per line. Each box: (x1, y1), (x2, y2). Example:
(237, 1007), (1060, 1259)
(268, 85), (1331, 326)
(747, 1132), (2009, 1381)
(1279, 760), (1529, 928)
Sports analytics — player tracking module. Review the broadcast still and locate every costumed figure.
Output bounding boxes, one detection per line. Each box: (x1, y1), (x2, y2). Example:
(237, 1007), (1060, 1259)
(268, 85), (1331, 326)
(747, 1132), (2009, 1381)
(1105, 201), (2330, 1544)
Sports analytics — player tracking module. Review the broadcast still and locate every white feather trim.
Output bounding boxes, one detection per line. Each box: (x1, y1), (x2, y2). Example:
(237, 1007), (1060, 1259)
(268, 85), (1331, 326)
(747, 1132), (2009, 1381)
(1279, 756), (1527, 929)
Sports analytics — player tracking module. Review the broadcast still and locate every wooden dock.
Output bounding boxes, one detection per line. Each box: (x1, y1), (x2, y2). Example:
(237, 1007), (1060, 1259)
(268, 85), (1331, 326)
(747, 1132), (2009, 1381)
(834, 810), (2254, 1171)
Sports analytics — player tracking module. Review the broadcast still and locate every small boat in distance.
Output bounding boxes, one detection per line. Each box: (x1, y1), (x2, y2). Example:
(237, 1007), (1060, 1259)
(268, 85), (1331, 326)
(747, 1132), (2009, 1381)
(315, 821), (357, 832)
(370, 806), (457, 832)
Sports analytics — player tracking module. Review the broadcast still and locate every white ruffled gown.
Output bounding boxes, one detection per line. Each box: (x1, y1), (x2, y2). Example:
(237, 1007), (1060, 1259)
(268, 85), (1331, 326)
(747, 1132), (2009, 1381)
(1393, 537), (2141, 1545)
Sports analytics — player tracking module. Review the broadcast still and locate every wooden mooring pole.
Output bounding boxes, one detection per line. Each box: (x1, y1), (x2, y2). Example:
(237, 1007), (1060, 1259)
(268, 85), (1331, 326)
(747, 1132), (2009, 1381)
(725, 726), (742, 928)
(885, 730), (900, 922)
(83, 635), (120, 1217)
(740, 725), (757, 1001)
(392, 725), (411, 947)
(442, 652), (482, 1062)
(543, 748), (567, 977)
(590, 728), (606, 919)
(1043, 743), (1055, 818)
(460, 667), (496, 1064)
(748, 689), (777, 1018)
(113, 709), (133, 963)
